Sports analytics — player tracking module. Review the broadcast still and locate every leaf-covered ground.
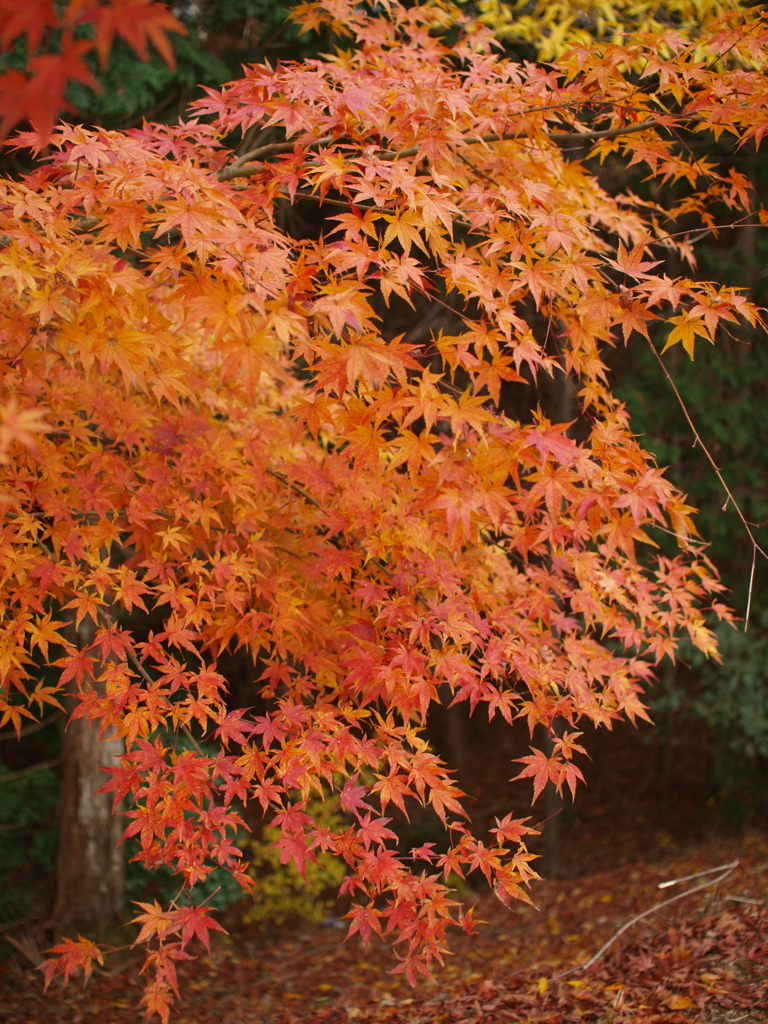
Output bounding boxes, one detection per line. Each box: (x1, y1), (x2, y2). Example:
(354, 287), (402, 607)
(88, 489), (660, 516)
(2, 832), (766, 1024)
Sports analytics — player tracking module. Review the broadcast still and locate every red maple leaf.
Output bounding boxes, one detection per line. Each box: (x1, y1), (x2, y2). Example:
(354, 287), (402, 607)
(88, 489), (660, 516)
(176, 905), (227, 953)
(90, 0), (185, 67)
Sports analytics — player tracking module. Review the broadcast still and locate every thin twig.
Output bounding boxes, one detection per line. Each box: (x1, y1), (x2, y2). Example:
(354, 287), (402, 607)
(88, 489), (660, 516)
(651, 523), (708, 547)
(648, 214), (759, 245)
(659, 859), (740, 888)
(282, 940), (346, 967)
(702, 11), (761, 73)
(109, 620), (204, 756)
(0, 912), (42, 934)
(646, 338), (767, 629)
(0, 711), (62, 741)
(746, 545), (757, 631)
(0, 757), (61, 784)
(266, 467), (324, 509)
(231, 99), (657, 171)
(455, 148), (497, 186)
(555, 859), (738, 979)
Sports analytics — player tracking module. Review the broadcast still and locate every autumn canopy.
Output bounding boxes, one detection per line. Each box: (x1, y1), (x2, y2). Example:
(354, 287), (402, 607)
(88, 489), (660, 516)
(0, 0), (765, 1017)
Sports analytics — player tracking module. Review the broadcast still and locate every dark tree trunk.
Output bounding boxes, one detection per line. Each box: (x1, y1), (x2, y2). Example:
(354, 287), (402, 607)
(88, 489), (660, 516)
(430, 684), (471, 775)
(537, 722), (563, 879)
(50, 620), (125, 938)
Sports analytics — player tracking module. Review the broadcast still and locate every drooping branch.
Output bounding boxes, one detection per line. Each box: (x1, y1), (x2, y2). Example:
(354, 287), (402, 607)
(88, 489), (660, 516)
(646, 339), (768, 629)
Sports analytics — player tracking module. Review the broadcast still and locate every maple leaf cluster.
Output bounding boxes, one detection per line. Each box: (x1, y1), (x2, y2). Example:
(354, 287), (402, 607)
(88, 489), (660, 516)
(1, 0), (766, 1017)
(473, 0), (751, 61)
(0, 0), (185, 140)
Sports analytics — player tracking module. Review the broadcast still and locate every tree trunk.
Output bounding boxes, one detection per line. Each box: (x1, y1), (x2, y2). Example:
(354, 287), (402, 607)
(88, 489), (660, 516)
(50, 619), (125, 939)
(430, 684), (471, 775)
(536, 722), (563, 879)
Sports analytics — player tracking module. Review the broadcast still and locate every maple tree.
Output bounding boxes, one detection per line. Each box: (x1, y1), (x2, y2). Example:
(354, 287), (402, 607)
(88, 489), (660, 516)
(1, 0), (767, 1018)
(0, 0), (185, 140)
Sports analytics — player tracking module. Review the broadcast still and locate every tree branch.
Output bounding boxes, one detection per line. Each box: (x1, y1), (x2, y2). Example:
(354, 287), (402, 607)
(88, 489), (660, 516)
(555, 859), (739, 979)
(217, 118), (668, 181)
(230, 134), (336, 169)
(0, 757), (61, 784)
(0, 712), (62, 741)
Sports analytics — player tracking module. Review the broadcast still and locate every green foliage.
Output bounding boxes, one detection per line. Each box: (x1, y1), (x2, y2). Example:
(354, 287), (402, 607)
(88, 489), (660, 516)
(615, 222), (768, 796)
(689, 612), (768, 761)
(615, 338), (768, 600)
(66, 36), (230, 127)
(126, 838), (247, 912)
(65, 0), (302, 130)
(0, 764), (59, 923)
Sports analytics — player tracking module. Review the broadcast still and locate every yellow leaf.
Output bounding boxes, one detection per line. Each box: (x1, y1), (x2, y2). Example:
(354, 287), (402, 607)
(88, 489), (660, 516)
(662, 312), (712, 359)
(668, 995), (694, 1010)
(382, 209), (429, 257)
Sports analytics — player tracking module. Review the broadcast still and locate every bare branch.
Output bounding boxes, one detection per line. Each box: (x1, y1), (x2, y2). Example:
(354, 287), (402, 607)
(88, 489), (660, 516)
(0, 757), (62, 784)
(555, 859), (739, 979)
(659, 859), (741, 888)
(229, 134), (336, 170)
(217, 118), (671, 181)
(646, 339), (767, 629)
(0, 712), (62, 741)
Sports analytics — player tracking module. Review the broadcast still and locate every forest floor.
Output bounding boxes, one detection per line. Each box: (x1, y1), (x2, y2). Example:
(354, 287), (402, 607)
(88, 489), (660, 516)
(1, 829), (767, 1024)
(3, 718), (768, 1023)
